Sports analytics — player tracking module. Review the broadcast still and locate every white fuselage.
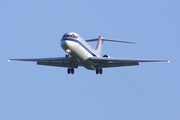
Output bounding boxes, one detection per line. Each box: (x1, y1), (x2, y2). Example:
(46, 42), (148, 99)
(60, 32), (101, 69)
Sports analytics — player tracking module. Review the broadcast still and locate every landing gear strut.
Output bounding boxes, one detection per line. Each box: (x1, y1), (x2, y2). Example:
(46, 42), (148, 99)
(96, 68), (103, 74)
(67, 68), (74, 74)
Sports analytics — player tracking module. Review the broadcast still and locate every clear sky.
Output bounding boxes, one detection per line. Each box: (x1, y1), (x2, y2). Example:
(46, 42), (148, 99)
(1, 0), (179, 120)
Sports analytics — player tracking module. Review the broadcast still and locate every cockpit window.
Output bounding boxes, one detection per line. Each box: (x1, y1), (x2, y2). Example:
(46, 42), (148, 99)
(63, 34), (77, 38)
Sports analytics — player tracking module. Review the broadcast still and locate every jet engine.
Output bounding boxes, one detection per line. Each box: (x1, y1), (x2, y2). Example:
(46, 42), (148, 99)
(103, 55), (110, 58)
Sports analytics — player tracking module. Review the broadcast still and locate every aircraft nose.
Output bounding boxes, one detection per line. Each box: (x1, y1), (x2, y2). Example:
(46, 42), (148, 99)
(61, 39), (68, 50)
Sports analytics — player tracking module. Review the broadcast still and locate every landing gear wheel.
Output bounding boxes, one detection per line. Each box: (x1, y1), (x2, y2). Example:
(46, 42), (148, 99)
(71, 68), (74, 74)
(99, 68), (103, 74)
(67, 68), (71, 74)
(96, 68), (99, 74)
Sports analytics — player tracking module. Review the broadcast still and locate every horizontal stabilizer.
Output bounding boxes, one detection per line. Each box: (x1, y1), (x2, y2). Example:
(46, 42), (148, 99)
(86, 39), (135, 44)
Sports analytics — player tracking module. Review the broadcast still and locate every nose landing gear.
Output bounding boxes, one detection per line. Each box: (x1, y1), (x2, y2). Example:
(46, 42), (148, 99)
(65, 54), (70, 58)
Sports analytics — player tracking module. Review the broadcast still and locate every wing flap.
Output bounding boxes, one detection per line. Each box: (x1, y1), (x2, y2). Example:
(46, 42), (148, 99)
(37, 61), (78, 68)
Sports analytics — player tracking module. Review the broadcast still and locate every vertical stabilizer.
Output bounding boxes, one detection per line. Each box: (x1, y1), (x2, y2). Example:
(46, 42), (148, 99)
(96, 36), (103, 54)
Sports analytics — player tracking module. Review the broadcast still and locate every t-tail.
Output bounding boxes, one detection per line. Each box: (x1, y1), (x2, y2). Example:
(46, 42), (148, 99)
(96, 36), (103, 54)
(86, 36), (136, 55)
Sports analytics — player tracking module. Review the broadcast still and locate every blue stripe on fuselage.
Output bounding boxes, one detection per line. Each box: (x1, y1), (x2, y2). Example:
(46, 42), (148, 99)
(61, 38), (97, 57)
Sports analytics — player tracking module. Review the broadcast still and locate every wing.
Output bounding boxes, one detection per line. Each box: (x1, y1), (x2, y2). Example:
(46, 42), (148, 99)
(8, 57), (78, 68)
(90, 57), (170, 68)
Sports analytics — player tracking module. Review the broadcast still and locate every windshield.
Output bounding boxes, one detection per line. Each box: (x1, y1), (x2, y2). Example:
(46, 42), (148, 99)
(63, 33), (77, 38)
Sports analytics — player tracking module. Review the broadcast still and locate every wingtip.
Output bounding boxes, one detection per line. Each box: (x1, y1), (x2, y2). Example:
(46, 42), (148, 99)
(168, 60), (171, 63)
(124, 41), (136, 44)
(8, 59), (11, 62)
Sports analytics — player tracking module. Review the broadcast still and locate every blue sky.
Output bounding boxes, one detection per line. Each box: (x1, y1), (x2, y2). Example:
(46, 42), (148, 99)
(1, 0), (180, 120)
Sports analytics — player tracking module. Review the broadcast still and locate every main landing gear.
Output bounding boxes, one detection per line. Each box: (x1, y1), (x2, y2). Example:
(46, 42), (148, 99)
(96, 68), (103, 74)
(67, 68), (74, 74)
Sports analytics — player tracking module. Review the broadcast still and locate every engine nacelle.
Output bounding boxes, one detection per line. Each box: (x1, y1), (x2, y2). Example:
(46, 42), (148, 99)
(103, 55), (110, 58)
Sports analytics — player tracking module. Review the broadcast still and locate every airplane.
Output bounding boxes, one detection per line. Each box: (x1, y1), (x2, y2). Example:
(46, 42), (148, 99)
(8, 32), (170, 74)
